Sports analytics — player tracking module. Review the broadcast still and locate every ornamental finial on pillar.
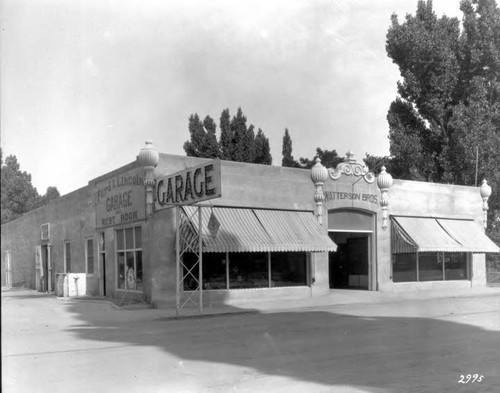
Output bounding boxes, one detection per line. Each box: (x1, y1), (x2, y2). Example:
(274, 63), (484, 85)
(480, 179), (492, 229)
(377, 166), (393, 230)
(138, 140), (159, 217)
(311, 158), (328, 226)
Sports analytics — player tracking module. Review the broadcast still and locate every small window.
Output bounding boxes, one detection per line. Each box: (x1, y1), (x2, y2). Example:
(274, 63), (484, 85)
(41, 223), (50, 240)
(86, 238), (95, 275)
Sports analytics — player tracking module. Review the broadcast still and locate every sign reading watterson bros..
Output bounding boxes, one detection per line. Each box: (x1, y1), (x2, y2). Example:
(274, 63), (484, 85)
(96, 168), (145, 228)
(155, 160), (221, 209)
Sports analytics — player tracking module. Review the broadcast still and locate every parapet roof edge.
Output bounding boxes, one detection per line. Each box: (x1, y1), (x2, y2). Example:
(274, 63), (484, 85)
(391, 177), (480, 191)
(88, 160), (140, 186)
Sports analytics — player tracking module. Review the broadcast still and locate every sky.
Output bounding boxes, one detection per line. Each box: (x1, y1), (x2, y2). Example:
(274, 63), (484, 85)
(1, 0), (463, 195)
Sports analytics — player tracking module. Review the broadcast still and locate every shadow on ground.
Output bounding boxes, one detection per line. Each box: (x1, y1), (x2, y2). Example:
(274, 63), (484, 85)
(62, 299), (500, 393)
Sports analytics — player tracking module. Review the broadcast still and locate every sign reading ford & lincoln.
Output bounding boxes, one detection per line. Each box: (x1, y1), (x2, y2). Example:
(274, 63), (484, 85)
(155, 160), (221, 210)
(96, 168), (145, 228)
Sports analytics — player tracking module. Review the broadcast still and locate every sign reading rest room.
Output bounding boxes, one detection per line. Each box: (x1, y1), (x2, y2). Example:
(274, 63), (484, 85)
(155, 160), (221, 209)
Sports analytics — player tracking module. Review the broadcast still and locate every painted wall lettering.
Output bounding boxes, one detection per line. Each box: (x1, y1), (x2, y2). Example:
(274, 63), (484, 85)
(324, 191), (378, 204)
(95, 168), (145, 228)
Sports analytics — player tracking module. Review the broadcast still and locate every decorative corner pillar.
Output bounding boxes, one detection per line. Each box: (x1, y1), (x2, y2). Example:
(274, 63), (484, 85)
(311, 158), (328, 226)
(138, 140), (159, 217)
(479, 179), (492, 229)
(377, 166), (393, 230)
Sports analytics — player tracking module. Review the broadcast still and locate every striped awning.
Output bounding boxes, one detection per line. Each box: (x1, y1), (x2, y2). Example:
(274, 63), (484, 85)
(437, 219), (500, 253)
(392, 216), (499, 254)
(182, 206), (337, 253)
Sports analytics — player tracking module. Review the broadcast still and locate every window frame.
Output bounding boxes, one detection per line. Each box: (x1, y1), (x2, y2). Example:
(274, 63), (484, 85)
(64, 241), (71, 273)
(182, 251), (310, 290)
(392, 251), (469, 283)
(85, 236), (95, 276)
(115, 225), (143, 292)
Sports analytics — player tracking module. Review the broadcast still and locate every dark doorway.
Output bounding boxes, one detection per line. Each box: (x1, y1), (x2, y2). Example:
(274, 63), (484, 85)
(329, 232), (370, 289)
(99, 232), (107, 297)
(41, 246), (49, 292)
(102, 253), (107, 296)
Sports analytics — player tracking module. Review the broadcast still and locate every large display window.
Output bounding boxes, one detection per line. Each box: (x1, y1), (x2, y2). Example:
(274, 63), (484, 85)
(393, 252), (467, 282)
(182, 251), (308, 290)
(271, 252), (307, 287)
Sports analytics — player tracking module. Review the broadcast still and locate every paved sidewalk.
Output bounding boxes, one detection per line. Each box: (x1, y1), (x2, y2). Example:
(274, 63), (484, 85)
(61, 285), (500, 321)
(4, 285), (499, 322)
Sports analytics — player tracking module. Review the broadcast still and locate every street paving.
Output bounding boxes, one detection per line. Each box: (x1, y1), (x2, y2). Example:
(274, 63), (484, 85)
(2, 288), (499, 393)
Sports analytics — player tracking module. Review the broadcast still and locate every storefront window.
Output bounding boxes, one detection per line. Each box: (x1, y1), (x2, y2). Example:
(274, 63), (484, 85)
(136, 251), (143, 289)
(444, 253), (467, 280)
(203, 253), (226, 289)
(117, 252), (125, 289)
(419, 253), (443, 281)
(392, 252), (468, 282)
(182, 251), (309, 290)
(116, 226), (143, 291)
(392, 253), (417, 282)
(229, 252), (268, 289)
(271, 252), (307, 287)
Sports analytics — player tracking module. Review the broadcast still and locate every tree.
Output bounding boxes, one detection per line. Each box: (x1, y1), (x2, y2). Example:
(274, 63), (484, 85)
(386, 0), (500, 221)
(363, 154), (390, 175)
(219, 109), (233, 160)
(183, 114), (220, 159)
(298, 148), (344, 169)
(202, 115), (220, 159)
(41, 186), (61, 205)
(230, 108), (253, 162)
(184, 108), (273, 165)
(1, 151), (41, 224)
(281, 129), (296, 167)
(253, 129), (272, 165)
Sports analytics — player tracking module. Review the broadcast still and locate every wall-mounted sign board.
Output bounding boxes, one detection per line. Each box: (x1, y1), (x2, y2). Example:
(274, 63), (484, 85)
(155, 160), (221, 210)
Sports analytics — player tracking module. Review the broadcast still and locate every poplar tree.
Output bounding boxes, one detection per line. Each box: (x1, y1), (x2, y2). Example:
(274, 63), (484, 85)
(281, 129), (296, 167)
(219, 109), (233, 160)
(202, 115), (220, 158)
(184, 108), (272, 165)
(230, 108), (251, 162)
(183, 114), (206, 157)
(253, 129), (272, 165)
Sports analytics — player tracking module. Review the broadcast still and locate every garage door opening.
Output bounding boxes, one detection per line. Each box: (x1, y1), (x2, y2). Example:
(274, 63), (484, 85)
(328, 209), (375, 290)
(329, 233), (370, 289)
